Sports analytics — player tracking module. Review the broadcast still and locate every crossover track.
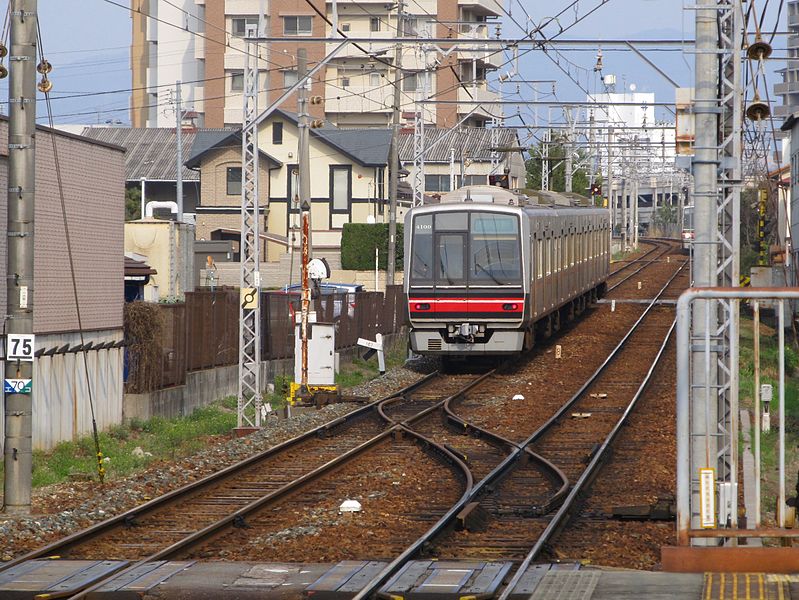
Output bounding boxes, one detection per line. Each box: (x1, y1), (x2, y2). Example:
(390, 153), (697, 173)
(351, 258), (687, 600)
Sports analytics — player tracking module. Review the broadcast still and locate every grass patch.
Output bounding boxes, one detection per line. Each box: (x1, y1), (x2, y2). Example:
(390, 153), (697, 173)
(0, 397), (238, 488)
(739, 316), (799, 523)
(335, 340), (408, 389)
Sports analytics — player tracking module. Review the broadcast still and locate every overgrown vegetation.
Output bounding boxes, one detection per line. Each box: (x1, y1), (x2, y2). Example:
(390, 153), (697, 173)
(124, 301), (165, 393)
(125, 185), (142, 221)
(0, 397), (238, 488)
(340, 223), (404, 271)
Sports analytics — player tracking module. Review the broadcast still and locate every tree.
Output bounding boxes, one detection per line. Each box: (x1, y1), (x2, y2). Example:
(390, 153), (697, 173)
(125, 185), (141, 221)
(525, 135), (593, 197)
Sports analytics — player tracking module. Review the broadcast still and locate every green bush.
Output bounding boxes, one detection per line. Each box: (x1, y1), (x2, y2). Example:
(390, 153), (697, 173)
(340, 223), (403, 271)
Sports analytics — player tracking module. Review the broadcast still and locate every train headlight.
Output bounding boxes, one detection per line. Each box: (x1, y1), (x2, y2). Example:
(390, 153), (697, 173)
(414, 303), (430, 311)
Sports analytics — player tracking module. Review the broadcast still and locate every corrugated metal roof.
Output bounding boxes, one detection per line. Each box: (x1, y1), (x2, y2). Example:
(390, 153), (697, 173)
(80, 127), (234, 181)
(398, 128), (520, 163)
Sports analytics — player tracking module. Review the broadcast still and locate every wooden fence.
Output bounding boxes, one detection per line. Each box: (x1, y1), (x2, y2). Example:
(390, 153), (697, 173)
(125, 286), (407, 392)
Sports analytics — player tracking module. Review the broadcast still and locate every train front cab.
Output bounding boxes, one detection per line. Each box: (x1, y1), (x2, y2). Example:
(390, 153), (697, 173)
(406, 207), (528, 355)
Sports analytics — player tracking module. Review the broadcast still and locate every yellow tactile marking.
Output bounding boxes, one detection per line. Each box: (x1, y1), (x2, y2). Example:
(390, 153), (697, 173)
(703, 573), (792, 600)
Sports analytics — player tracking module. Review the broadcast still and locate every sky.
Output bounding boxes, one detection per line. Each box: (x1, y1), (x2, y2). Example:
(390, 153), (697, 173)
(0, 0), (787, 129)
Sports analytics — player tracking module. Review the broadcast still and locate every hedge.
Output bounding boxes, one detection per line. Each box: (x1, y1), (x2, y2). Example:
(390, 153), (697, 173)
(340, 223), (403, 271)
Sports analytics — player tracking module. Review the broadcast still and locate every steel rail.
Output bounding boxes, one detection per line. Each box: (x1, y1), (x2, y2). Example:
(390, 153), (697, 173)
(56, 372), (490, 600)
(353, 260), (687, 600)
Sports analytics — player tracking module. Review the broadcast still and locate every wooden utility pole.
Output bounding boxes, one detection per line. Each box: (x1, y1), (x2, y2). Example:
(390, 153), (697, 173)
(3, 0), (37, 515)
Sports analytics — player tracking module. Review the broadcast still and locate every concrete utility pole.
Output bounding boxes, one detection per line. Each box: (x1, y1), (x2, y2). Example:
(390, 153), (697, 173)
(607, 127), (614, 245)
(175, 80), (183, 222)
(681, 0), (720, 542)
(564, 106), (574, 193)
(298, 48), (312, 254)
(3, 0), (37, 515)
(386, 0), (404, 287)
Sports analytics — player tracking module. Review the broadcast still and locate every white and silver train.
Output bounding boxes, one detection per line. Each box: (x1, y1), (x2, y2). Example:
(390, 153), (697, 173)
(404, 185), (611, 356)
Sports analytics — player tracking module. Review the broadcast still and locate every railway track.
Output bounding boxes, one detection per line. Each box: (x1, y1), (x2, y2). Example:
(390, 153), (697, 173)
(0, 371), (492, 598)
(606, 238), (679, 292)
(349, 256), (687, 600)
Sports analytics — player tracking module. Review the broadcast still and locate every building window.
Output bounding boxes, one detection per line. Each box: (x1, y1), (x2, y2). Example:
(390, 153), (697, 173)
(283, 15), (312, 36)
(331, 166), (350, 211)
(376, 166), (385, 199)
(370, 72), (381, 87)
(232, 16), (259, 37)
(340, 75), (350, 88)
(273, 121), (283, 145)
(230, 71), (244, 91)
(462, 175), (487, 186)
(425, 174), (450, 192)
(404, 17), (418, 37)
(341, 23), (351, 32)
(227, 167), (242, 196)
(370, 16), (381, 32)
(283, 70), (298, 89)
(403, 72), (418, 92)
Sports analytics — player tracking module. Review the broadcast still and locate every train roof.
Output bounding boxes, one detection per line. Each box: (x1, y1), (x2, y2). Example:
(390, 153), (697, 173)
(437, 185), (595, 208)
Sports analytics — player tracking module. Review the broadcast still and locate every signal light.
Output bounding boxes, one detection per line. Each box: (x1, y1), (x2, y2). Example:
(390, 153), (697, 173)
(589, 183), (601, 196)
(502, 303), (518, 311)
(414, 303), (430, 311)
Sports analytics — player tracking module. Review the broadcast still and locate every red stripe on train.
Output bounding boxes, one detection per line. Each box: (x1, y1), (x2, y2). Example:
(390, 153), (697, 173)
(409, 298), (524, 313)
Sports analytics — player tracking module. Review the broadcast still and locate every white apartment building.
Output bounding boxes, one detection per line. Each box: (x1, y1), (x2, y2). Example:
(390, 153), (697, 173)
(131, 0), (503, 129)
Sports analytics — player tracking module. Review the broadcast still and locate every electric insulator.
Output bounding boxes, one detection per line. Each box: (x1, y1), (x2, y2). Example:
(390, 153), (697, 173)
(0, 44), (7, 58)
(747, 39), (772, 61)
(37, 77), (52, 93)
(37, 59), (52, 74)
(310, 119), (324, 128)
(310, 95), (323, 105)
(746, 100), (770, 121)
(0, 65), (7, 79)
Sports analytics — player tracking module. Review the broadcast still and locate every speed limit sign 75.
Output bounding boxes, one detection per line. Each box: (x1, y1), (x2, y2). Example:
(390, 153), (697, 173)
(7, 334), (35, 362)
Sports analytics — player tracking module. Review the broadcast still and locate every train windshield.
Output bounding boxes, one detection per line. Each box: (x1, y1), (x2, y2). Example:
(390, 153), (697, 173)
(410, 211), (521, 286)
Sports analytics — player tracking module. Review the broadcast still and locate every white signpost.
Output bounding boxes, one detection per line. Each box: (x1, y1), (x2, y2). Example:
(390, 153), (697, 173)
(357, 333), (385, 375)
(6, 334), (35, 362)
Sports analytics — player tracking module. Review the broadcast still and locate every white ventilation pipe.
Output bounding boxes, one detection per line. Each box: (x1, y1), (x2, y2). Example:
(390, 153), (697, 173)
(145, 201), (178, 218)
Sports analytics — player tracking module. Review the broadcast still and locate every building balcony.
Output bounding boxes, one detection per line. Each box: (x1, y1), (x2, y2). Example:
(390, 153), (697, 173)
(457, 23), (502, 69)
(457, 83), (500, 119)
(458, 0), (503, 17)
(194, 35), (204, 60)
(324, 83), (393, 114)
(775, 80), (799, 96)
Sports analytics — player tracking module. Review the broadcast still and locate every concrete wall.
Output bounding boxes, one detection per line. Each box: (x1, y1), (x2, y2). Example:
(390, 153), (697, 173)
(123, 332), (406, 422)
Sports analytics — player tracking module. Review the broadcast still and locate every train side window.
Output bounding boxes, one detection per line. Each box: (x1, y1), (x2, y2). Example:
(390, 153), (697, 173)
(537, 239), (543, 279)
(410, 214), (433, 284)
(546, 237), (551, 276)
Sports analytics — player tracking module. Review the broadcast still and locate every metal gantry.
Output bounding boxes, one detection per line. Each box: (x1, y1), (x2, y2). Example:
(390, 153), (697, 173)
(237, 34), (263, 429)
(680, 0), (744, 540)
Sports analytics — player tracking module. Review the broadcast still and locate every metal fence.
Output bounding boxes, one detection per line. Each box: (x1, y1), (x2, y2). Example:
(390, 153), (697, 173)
(185, 289), (239, 371)
(126, 286), (407, 392)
